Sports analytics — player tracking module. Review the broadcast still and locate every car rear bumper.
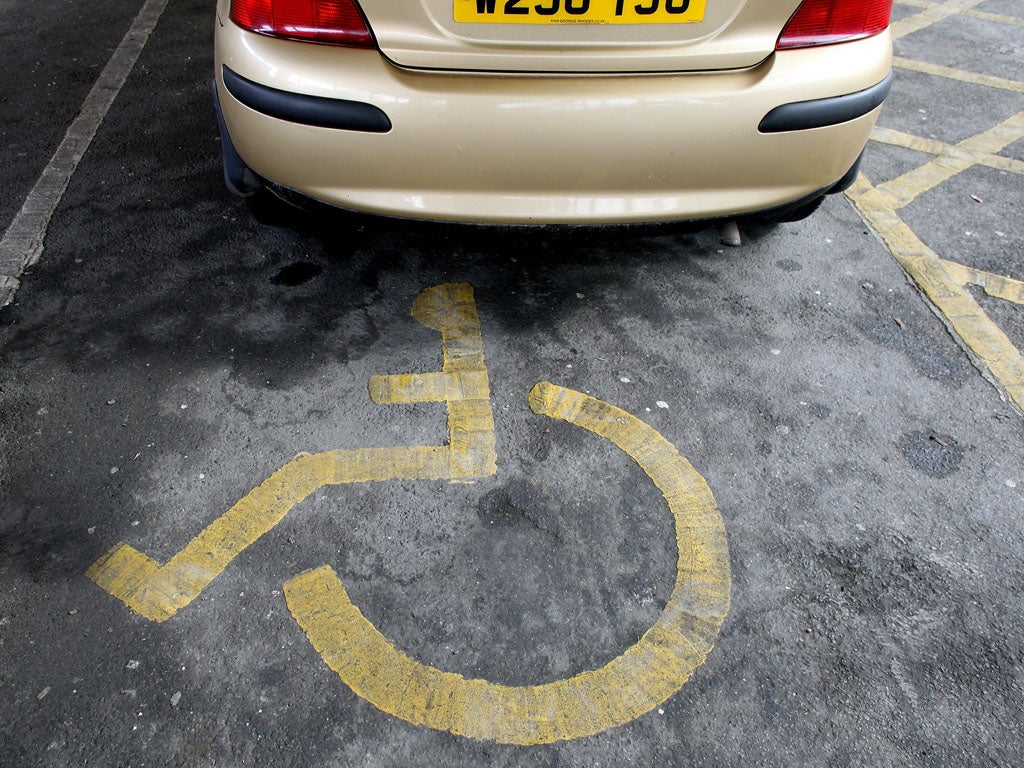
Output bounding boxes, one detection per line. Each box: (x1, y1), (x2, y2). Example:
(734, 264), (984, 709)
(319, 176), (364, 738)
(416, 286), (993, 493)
(214, 23), (892, 224)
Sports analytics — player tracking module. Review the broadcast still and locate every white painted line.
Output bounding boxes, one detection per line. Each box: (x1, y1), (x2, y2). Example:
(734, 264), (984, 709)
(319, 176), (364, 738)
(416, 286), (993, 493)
(0, 0), (172, 308)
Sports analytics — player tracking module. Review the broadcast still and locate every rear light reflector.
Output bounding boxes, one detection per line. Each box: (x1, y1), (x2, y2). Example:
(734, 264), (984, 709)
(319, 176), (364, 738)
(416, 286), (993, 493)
(230, 0), (375, 48)
(777, 0), (893, 50)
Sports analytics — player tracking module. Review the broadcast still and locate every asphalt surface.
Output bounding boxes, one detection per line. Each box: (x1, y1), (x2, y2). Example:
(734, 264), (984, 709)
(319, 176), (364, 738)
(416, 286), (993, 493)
(2, 1), (1023, 766)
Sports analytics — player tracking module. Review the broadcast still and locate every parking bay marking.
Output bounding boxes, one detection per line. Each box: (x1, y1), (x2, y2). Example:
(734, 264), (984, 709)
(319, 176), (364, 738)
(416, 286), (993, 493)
(0, 0), (171, 307)
(87, 282), (730, 744)
(87, 283), (497, 621)
(870, 112), (1024, 211)
(848, 175), (1024, 413)
(287, 381), (730, 745)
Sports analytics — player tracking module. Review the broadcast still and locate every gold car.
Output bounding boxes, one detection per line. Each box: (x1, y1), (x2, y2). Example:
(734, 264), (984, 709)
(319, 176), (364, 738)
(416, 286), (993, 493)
(212, 0), (893, 224)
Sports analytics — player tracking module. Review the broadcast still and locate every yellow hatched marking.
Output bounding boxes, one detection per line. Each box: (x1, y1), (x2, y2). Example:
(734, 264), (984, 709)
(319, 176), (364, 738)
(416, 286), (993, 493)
(86, 283), (497, 622)
(870, 127), (1024, 177)
(896, 0), (1024, 26)
(873, 112), (1024, 209)
(964, 9), (1024, 26)
(847, 175), (1024, 412)
(285, 382), (730, 746)
(894, 57), (1024, 93)
(982, 154), (1024, 176)
(890, 0), (989, 39)
(871, 126), (964, 156)
(942, 262), (1024, 307)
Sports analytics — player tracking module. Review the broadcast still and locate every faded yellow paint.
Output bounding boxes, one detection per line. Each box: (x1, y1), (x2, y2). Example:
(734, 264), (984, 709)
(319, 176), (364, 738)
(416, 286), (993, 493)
(851, 38), (1024, 416)
(895, 0), (1024, 27)
(285, 382), (730, 745)
(894, 57), (1024, 94)
(870, 126), (952, 156)
(88, 283), (731, 743)
(87, 283), (497, 621)
(963, 9), (1024, 27)
(368, 371), (490, 404)
(944, 264), (1024, 307)
(890, 0), (988, 39)
(847, 175), (1024, 412)
(874, 113), (1024, 210)
(869, 127), (1024, 177)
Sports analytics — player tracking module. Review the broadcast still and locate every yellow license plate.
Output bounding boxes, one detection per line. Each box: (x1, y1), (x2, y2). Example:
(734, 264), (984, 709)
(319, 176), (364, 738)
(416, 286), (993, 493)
(455, 0), (706, 25)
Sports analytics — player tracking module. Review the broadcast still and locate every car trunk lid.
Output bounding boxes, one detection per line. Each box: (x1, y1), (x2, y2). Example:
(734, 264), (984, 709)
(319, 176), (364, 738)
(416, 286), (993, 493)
(360, 0), (800, 73)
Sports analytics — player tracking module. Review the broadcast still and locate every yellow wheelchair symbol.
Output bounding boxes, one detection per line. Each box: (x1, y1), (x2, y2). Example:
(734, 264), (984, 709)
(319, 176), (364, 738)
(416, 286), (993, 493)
(87, 283), (730, 745)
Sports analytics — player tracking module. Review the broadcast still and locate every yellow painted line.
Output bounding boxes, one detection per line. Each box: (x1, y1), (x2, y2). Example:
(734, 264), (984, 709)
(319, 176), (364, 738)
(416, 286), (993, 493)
(847, 175), (1024, 412)
(869, 126), (1024, 178)
(285, 382), (730, 745)
(87, 448), (450, 621)
(87, 283), (497, 621)
(873, 112), (1024, 209)
(894, 57), (1024, 93)
(941, 261), (1024, 307)
(965, 9), (1024, 26)
(896, 0), (1024, 26)
(368, 371), (490, 404)
(981, 154), (1024, 176)
(870, 126), (956, 156)
(890, 0), (989, 39)
(89, 282), (733, 741)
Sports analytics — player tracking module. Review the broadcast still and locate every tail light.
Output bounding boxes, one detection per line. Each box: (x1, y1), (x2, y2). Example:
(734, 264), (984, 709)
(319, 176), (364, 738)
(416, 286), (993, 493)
(230, 0), (376, 48)
(777, 0), (893, 50)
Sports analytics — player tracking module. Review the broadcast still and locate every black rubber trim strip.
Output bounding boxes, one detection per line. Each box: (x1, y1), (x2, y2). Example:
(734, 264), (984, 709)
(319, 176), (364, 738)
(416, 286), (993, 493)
(222, 66), (392, 133)
(758, 72), (893, 133)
